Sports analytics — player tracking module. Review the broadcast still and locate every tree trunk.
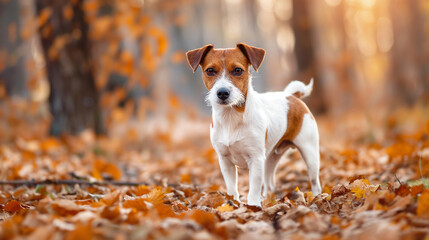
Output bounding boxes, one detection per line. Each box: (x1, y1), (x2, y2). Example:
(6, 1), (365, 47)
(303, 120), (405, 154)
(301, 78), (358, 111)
(36, 0), (102, 135)
(0, 0), (27, 97)
(291, 0), (325, 114)
(389, 0), (428, 105)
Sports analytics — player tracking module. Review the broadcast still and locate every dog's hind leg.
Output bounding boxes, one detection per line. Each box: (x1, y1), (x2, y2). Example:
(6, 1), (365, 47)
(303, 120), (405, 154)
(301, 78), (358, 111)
(263, 142), (291, 198)
(293, 114), (322, 195)
(263, 153), (281, 198)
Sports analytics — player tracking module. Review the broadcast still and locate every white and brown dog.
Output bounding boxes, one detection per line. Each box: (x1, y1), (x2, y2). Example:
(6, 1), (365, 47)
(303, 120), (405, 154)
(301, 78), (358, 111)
(186, 43), (321, 206)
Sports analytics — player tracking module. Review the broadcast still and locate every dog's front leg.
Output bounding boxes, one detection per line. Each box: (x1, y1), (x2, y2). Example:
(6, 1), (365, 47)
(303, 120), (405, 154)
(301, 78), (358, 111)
(218, 156), (240, 201)
(247, 156), (264, 206)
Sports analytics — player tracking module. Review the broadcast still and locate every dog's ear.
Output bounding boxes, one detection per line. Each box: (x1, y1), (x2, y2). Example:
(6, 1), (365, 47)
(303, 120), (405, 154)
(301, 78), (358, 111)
(186, 44), (214, 72)
(237, 43), (265, 71)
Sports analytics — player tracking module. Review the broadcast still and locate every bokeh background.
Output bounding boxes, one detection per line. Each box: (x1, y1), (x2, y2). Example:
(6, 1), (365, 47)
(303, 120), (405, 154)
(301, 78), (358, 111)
(0, 0), (428, 142)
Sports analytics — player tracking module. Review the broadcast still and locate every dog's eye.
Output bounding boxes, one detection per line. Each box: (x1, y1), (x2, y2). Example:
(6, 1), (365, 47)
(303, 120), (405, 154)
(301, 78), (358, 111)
(232, 67), (243, 76)
(206, 68), (215, 76)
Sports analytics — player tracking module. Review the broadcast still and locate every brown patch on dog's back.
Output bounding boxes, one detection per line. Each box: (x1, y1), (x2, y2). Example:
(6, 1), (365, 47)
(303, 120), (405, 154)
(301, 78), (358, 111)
(283, 96), (311, 141)
(293, 92), (304, 98)
(270, 96), (312, 153)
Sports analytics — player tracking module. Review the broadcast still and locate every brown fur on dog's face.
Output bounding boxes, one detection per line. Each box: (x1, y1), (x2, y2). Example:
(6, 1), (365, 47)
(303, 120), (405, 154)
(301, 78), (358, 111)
(200, 48), (250, 94)
(186, 43), (265, 112)
(186, 43), (265, 96)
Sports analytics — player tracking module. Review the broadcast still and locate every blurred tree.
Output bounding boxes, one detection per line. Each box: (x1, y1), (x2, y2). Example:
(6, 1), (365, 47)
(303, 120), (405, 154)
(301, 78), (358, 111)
(390, 0), (429, 105)
(291, 0), (325, 114)
(0, 0), (27, 97)
(36, 0), (102, 135)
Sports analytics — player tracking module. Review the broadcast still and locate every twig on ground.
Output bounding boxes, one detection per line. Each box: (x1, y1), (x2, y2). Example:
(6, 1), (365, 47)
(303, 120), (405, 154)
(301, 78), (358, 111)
(394, 174), (403, 186)
(0, 179), (150, 187)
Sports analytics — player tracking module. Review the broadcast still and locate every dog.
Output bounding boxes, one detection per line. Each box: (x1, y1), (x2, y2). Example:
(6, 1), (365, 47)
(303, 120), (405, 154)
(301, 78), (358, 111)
(186, 43), (321, 206)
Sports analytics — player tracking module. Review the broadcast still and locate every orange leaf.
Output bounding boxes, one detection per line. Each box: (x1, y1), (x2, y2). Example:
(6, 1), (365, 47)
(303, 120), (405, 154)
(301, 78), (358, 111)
(146, 187), (165, 205)
(100, 206), (120, 220)
(126, 210), (141, 224)
(148, 28), (169, 55)
(100, 191), (121, 206)
(3, 200), (25, 213)
(48, 35), (70, 60)
(169, 94), (181, 109)
(171, 51), (185, 64)
(216, 203), (234, 213)
(208, 184), (220, 192)
(411, 184), (424, 197)
(51, 199), (85, 216)
(38, 8), (52, 27)
(123, 198), (148, 212)
(141, 42), (156, 72)
(92, 158), (122, 180)
(353, 188), (365, 198)
(0, 54), (5, 73)
(131, 185), (151, 196)
(189, 209), (217, 231)
(417, 190), (429, 217)
(153, 204), (176, 218)
(323, 185), (332, 194)
(385, 142), (413, 158)
(204, 148), (216, 164)
(180, 173), (192, 184)
(91, 17), (112, 40)
(83, 1), (99, 12)
(40, 137), (61, 153)
(426, 119), (429, 135)
(63, 5), (74, 20)
(0, 82), (6, 99)
(118, 51), (134, 76)
(395, 185), (410, 197)
(65, 223), (93, 240)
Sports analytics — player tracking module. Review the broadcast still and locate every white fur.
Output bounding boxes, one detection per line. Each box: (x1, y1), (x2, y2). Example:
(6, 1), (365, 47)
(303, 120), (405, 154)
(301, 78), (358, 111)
(284, 78), (313, 98)
(209, 76), (321, 206)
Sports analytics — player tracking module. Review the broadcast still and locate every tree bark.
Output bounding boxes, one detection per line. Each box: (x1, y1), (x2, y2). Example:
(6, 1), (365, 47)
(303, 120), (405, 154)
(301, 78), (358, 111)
(0, 0), (27, 97)
(389, 0), (429, 105)
(36, 0), (102, 135)
(291, 0), (326, 114)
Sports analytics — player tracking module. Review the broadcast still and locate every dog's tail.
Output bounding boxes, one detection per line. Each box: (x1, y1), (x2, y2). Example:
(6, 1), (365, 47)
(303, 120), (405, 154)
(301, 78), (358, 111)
(284, 78), (313, 99)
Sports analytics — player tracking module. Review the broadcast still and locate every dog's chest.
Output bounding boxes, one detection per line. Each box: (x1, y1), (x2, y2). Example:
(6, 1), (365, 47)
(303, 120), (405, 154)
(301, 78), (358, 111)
(210, 122), (261, 168)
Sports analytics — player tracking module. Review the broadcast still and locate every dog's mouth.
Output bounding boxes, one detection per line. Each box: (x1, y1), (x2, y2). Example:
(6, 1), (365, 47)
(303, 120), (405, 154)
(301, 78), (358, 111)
(217, 100), (230, 105)
(216, 99), (245, 109)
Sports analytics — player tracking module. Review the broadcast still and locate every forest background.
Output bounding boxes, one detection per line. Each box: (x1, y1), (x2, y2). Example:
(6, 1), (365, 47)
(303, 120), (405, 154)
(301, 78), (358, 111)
(0, 0), (429, 239)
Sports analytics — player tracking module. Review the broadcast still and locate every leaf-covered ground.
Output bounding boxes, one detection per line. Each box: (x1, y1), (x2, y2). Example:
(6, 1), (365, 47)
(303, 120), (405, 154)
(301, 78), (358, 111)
(1, 106), (429, 239)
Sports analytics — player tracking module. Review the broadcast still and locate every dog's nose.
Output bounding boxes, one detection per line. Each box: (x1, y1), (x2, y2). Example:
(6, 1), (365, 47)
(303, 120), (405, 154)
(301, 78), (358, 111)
(217, 88), (230, 101)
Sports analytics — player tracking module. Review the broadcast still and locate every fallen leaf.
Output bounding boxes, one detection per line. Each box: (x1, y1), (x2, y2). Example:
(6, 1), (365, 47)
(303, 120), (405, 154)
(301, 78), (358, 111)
(146, 187), (165, 205)
(216, 203), (234, 213)
(417, 190), (429, 217)
(123, 198), (148, 212)
(189, 209), (217, 231)
(3, 200), (27, 213)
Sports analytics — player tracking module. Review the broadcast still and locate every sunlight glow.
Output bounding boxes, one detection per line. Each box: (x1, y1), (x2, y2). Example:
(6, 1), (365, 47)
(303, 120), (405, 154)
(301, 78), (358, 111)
(276, 25), (295, 52)
(274, 0), (292, 21)
(325, 0), (342, 7)
(377, 17), (394, 53)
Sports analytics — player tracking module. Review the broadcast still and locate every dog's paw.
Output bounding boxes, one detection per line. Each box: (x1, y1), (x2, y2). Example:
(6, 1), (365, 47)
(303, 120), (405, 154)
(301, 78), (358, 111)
(247, 197), (262, 207)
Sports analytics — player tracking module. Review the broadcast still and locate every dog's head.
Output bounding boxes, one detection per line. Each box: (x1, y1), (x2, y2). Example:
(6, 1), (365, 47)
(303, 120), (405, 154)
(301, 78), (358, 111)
(186, 43), (265, 110)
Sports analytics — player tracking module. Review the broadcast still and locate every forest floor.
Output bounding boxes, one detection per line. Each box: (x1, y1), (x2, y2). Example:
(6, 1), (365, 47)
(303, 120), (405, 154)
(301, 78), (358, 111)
(1, 104), (429, 239)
